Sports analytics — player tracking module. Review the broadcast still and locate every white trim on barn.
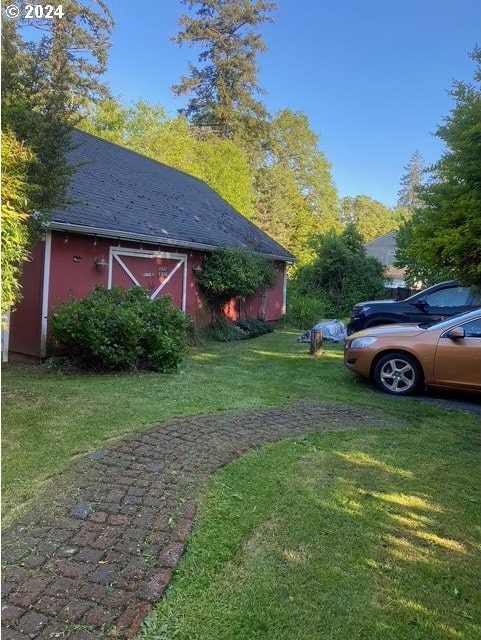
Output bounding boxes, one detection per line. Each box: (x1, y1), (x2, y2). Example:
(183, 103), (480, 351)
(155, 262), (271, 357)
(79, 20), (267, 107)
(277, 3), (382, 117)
(113, 253), (142, 287)
(108, 247), (188, 311)
(2, 311), (11, 362)
(182, 254), (188, 313)
(150, 259), (183, 300)
(282, 266), (287, 316)
(40, 231), (52, 358)
(107, 245), (114, 289)
(48, 221), (293, 263)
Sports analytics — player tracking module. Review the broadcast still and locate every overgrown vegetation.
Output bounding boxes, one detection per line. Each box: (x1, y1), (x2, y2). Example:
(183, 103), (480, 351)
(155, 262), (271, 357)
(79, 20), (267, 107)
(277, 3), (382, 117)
(290, 225), (386, 321)
(51, 286), (190, 372)
(1, 130), (35, 317)
(206, 317), (274, 342)
(198, 248), (277, 313)
(284, 288), (330, 330)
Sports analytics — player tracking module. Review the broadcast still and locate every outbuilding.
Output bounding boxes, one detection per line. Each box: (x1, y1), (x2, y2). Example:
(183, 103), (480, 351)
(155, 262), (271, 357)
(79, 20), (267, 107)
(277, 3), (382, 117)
(7, 130), (293, 361)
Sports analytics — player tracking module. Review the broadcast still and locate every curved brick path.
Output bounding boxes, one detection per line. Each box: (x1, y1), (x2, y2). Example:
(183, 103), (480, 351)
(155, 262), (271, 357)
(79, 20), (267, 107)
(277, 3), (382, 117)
(2, 400), (403, 639)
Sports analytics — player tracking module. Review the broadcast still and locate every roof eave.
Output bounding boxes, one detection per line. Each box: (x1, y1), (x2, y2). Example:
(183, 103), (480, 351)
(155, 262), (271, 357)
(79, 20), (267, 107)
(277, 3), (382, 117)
(47, 221), (294, 263)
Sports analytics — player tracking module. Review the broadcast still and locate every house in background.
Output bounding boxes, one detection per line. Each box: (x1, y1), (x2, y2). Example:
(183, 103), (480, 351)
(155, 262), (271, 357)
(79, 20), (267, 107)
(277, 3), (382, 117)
(7, 130), (293, 362)
(365, 231), (408, 291)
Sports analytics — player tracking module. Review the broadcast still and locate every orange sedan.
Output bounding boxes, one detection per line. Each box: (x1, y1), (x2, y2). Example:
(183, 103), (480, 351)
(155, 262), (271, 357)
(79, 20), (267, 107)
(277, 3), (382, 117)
(344, 309), (481, 395)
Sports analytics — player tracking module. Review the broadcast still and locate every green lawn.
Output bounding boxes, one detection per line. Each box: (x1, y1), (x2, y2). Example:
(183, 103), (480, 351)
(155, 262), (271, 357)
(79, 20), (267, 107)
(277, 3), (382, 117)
(141, 422), (480, 640)
(2, 330), (432, 519)
(2, 330), (480, 639)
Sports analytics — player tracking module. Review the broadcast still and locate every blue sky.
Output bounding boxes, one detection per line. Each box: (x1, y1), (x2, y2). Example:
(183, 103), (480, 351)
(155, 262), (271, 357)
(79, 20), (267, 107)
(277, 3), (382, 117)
(105, 0), (479, 207)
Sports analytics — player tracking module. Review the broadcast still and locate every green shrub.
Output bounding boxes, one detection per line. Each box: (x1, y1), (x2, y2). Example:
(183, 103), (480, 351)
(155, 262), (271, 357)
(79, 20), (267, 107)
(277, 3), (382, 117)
(285, 284), (331, 329)
(198, 248), (277, 311)
(205, 317), (274, 342)
(204, 318), (247, 342)
(293, 225), (386, 317)
(236, 317), (274, 337)
(51, 286), (190, 372)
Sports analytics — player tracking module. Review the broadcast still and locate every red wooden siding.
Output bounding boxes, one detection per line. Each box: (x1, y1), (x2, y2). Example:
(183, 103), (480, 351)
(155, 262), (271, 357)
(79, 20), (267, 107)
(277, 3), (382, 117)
(8, 231), (287, 359)
(9, 242), (45, 358)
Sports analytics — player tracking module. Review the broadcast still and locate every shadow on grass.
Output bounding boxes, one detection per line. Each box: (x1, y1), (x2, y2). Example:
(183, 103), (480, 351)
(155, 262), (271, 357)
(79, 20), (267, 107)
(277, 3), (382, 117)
(142, 424), (480, 640)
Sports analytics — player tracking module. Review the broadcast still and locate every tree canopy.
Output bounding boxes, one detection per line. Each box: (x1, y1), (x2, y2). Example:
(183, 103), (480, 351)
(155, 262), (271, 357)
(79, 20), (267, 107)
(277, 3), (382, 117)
(254, 110), (339, 264)
(1, 1), (113, 314)
(1, 130), (35, 317)
(80, 99), (255, 219)
(2, 0), (114, 213)
(172, 0), (275, 142)
(293, 225), (386, 316)
(338, 195), (400, 243)
(395, 48), (481, 287)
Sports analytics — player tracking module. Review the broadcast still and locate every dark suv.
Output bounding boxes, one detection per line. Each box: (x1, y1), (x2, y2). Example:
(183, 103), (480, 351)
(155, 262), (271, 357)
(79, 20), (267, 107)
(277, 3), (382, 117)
(347, 280), (481, 335)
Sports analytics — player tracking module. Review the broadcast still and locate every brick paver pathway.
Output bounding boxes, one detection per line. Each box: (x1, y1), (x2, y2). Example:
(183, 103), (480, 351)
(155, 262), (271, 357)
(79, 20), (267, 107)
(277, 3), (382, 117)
(2, 400), (402, 639)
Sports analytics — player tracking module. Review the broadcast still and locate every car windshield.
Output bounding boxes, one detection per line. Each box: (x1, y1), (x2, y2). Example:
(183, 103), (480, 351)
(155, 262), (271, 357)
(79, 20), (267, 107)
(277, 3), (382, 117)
(423, 308), (481, 331)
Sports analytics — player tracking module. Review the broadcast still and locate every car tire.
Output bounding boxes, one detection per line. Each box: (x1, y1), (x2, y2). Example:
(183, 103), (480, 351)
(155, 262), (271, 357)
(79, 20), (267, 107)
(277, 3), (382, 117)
(373, 352), (423, 396)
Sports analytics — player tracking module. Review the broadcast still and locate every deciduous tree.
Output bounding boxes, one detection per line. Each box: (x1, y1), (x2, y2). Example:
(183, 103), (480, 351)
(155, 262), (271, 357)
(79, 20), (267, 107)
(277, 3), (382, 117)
(254, 110), (339, 264)
(81, 99), (255, 218)
(294, 225), (386, 316)
(338, 195), (399, 242)
(1, 131), (35, 316)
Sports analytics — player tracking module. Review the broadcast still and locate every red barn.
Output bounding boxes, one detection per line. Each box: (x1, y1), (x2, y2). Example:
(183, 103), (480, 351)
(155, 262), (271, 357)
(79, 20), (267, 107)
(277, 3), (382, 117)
(7, 131), (293, 361)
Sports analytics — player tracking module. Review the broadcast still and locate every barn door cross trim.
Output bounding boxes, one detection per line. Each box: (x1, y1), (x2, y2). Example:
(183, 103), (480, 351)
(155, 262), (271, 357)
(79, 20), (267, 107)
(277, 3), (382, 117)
(108, 247), (187, 310)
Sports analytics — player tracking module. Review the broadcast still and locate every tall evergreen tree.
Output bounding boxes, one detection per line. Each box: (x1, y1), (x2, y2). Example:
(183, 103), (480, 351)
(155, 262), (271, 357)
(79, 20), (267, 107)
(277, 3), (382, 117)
(2, 0), (114, 213)
(395, 48), (481, 287)
(172, 0), (276, 142)
(1, 0), (113, 311)
(397, 149), (425, 211)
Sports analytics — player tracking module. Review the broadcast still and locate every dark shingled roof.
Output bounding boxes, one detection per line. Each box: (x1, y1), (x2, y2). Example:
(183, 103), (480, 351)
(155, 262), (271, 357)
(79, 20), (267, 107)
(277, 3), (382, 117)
(49, 130), (293, 261)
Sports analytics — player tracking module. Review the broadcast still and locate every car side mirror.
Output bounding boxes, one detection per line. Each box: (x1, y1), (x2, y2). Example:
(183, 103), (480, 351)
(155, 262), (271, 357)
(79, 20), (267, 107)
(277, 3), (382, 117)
(446, 327), (465, 340)
(415, 298), (428, 309)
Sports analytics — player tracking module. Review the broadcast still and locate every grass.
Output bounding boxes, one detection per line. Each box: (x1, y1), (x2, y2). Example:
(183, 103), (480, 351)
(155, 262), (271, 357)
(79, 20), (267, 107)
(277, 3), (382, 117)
(2, 329), (480, 639)
(141, 422), (480, 640)
(2, 330), (432, 519)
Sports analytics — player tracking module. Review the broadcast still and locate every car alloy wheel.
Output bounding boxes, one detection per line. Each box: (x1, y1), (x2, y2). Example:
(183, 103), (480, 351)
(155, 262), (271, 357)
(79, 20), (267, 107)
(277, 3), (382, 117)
(373, 352), (422, 396)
